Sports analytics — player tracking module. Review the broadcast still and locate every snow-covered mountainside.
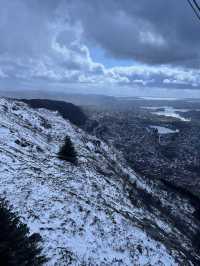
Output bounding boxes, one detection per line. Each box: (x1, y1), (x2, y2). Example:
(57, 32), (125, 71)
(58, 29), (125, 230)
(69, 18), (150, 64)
(0, 98), (199, 265)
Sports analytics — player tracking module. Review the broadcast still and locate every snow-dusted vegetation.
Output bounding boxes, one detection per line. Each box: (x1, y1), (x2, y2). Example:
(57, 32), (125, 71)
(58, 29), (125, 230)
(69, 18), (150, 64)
(0, 98), (198, 265)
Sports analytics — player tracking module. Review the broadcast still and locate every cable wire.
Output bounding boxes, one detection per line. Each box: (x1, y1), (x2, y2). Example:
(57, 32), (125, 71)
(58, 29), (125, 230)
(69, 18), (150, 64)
(187, 0), (200, 21)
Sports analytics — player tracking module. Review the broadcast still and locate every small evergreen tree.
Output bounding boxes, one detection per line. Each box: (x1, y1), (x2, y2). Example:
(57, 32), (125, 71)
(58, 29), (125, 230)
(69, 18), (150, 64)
(58, 136), (78, 165)
(0, 199), (46, 266)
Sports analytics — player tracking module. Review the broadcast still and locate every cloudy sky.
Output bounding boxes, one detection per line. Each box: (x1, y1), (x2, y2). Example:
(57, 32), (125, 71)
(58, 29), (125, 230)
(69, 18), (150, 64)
(0, 0), (200, 97)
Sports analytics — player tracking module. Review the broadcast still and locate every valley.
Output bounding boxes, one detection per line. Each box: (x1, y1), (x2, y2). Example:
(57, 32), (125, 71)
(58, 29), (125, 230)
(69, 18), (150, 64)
(0, 96), (200, 265)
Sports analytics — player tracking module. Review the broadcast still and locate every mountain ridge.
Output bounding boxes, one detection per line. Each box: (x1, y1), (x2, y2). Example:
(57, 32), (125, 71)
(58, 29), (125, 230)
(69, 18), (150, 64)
(0, 97), (199, 265)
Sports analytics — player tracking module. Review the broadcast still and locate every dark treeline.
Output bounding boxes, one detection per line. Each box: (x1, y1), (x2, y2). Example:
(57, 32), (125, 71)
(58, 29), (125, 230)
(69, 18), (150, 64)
(21, 99), (87, 126)
(0, 199), (46, 266)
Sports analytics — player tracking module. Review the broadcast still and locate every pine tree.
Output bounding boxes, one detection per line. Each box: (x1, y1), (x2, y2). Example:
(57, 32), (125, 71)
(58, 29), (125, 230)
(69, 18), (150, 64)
(58, 136), (78, 165)
(0, 199), (46, 266)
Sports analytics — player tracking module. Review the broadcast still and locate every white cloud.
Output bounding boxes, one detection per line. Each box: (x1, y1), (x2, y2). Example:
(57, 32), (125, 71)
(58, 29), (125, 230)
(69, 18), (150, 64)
(0, 0), (199, 93)
(0, 69), (7, 78)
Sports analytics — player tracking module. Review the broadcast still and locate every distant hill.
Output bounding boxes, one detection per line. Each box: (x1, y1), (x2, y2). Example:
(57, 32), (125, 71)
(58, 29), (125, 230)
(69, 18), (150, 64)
(21, 99), (87, 126)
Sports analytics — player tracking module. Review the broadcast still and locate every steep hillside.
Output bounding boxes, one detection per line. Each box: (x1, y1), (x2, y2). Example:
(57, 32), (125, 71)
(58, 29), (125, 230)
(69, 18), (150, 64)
(21, 99), (87, 126)
(0, 98), (199, 265)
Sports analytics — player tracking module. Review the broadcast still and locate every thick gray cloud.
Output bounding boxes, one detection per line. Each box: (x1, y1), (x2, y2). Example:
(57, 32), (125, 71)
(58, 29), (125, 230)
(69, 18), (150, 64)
(0, 0), (199, 95)
(66, 0), (200, 66)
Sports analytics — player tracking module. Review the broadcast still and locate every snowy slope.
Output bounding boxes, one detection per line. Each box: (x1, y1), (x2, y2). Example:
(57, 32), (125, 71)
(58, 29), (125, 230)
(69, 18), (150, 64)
(0, 97), (195, 265)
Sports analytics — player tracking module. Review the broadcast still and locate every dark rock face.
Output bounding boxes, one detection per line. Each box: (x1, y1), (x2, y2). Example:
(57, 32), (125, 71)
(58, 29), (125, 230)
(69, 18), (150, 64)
(21, 99), (87, 126)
